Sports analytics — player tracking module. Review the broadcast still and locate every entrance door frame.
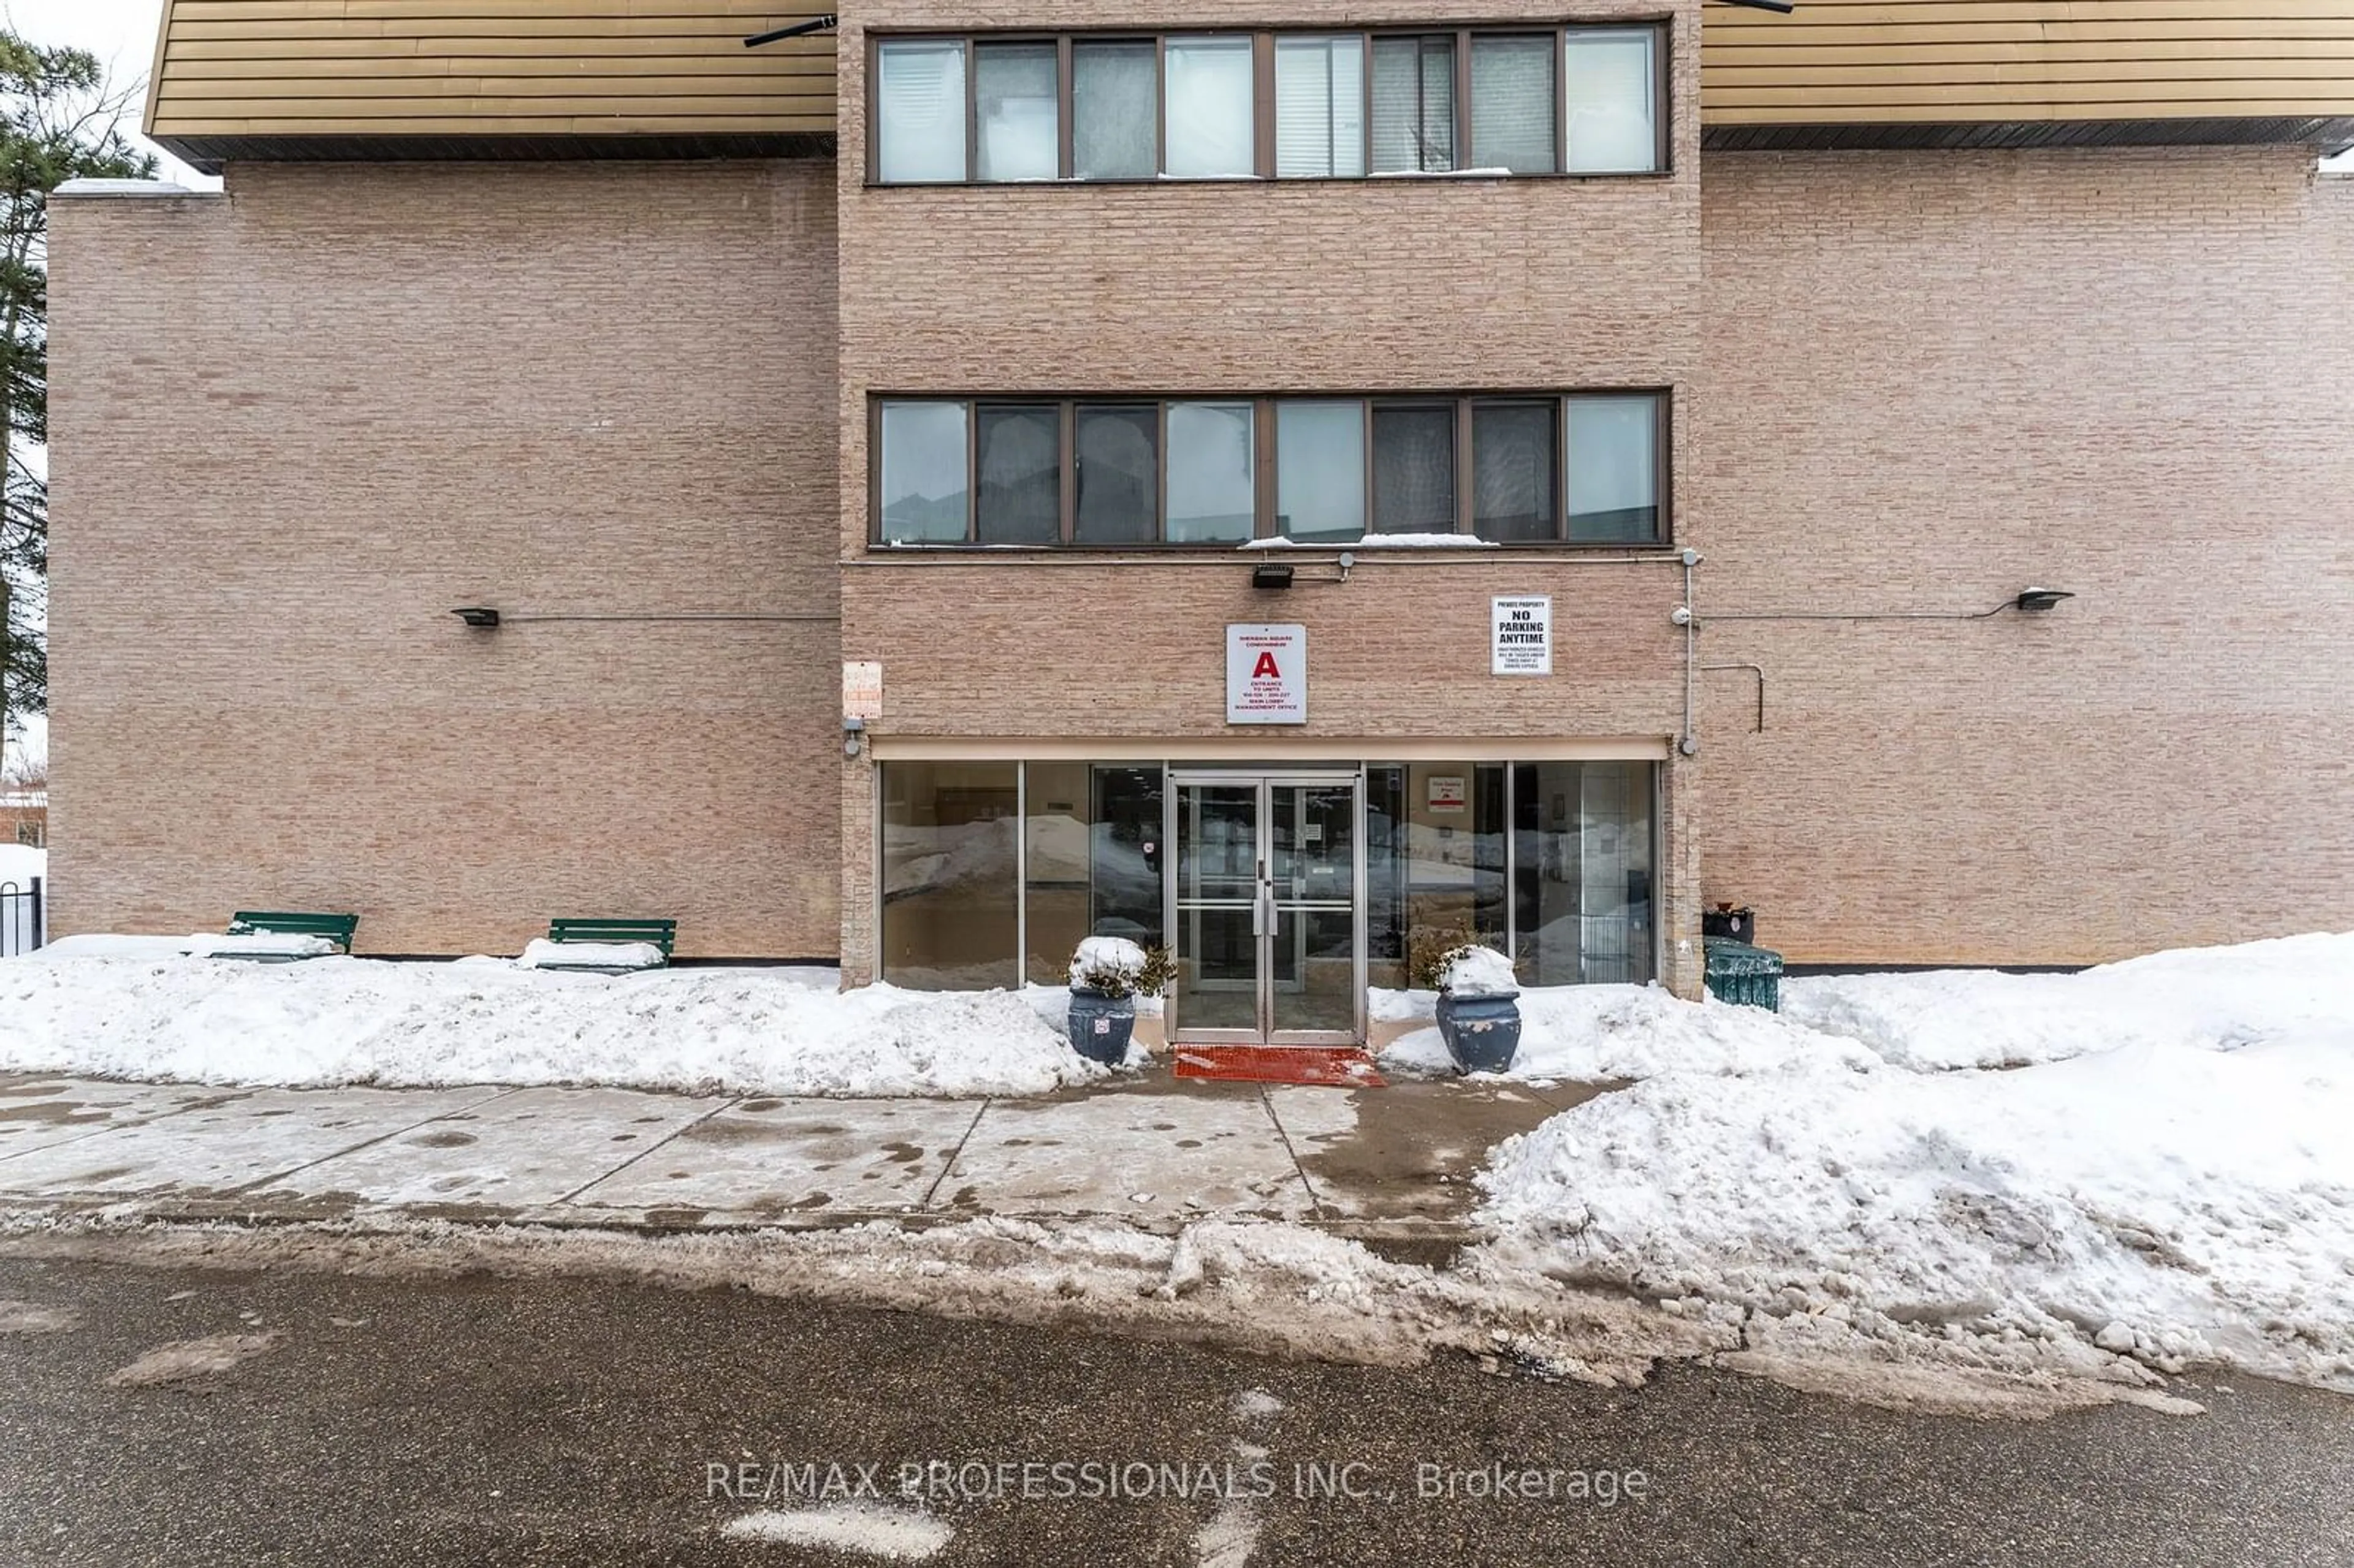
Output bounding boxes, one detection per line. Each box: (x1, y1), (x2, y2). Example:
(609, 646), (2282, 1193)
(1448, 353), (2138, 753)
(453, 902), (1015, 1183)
(1165, 767), (1366, 1047)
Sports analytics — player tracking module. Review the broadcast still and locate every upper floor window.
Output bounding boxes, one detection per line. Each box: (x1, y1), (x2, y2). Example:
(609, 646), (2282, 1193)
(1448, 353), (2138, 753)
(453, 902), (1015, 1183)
(872, 392), (1666, 547)
(870, 25), (1664, 185)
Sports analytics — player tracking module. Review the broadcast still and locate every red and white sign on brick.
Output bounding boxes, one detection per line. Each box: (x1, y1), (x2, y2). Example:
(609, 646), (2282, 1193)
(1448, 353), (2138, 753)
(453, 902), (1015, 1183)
(1225, 623), (1307, 725)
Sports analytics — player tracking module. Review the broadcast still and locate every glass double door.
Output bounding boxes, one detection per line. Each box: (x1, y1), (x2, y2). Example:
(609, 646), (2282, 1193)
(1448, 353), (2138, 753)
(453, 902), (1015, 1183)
(1168, 772), (1362, 1045)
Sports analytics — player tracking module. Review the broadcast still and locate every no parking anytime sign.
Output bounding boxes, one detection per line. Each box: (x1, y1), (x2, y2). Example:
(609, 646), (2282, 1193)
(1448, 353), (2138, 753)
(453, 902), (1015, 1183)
(1491, 597), (1552, 676)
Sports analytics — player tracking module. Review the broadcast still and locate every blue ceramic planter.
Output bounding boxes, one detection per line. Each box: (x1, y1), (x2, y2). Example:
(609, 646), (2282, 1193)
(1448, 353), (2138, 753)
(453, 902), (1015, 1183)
(1434, 991), (1522, 1074)
(1066, 988), (1136, 1066)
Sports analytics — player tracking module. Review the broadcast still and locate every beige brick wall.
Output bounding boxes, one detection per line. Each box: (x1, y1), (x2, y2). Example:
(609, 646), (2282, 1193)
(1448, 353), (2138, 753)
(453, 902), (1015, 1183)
(48, 161), (844, 957)
(1697, 147), (2354, 965)
(834, 1), (1710, 990)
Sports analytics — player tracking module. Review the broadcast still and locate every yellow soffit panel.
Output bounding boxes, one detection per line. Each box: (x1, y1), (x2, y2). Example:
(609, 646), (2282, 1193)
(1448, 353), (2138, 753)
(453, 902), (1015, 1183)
(1703, 0), (2354, 126)
(145, 0), (837, 150)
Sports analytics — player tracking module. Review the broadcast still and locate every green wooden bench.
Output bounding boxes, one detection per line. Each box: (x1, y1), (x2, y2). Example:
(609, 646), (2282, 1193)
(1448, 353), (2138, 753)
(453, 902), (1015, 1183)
(223, 910), (359, 959)
(535, 918), (676, 974)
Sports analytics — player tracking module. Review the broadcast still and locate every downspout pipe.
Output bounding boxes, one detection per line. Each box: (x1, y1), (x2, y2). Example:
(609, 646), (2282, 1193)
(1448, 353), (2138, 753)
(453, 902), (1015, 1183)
(1677, 549), (1701, 756)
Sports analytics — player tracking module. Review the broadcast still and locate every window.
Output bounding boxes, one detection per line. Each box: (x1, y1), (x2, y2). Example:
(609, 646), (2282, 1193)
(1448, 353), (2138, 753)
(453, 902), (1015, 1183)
(1566, 29), (1659, 173)
(976, 42), (1059, 181)
(1512, 761), (1655, 985)
(1165, 37), (1255, 178)
(1274, 36), (1365, 178)
(877, 401), (969, 543)
(1472, 402), (1557, 542)
(872, 393), (1664, 546)
(1274, 400), (1365, 540)
(1166, 402), (1256, 543)
(1023, 763), (1164, 985)
(1074, 40), (1157, 180)
(872, 25), (1664, 183)
(1567, 395), (1659, 541)
(1469, 36), (1557, 175)
(875, 40), (967, 183)
(1371, 404), (1456, 534)
(1370, 36), (1455, 173)
(883, 762), (1020, 991)
(975, 403), (1061, 543)
(1075, 403), (1160, 543)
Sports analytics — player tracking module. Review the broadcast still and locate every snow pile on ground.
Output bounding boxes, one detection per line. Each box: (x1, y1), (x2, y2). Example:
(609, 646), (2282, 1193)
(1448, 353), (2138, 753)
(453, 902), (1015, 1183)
(1382, 982), (1874, 1083)
(1475, 933), (2354, 1395)
(0, 957), (1109, 1098)
(1783, 931), (2353, 1070)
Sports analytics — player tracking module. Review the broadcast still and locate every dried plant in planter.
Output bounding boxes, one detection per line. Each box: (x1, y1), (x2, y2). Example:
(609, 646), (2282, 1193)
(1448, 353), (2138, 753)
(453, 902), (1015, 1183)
(1408, 924), (1490, 991)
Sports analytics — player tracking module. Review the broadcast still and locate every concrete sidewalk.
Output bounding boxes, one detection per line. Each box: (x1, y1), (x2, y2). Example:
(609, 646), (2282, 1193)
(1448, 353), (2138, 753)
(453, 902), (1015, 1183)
(0, 1070), (1597, 1238)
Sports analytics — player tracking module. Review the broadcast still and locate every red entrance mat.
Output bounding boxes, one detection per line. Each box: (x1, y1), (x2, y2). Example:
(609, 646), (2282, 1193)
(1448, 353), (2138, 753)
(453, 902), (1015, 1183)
(1171, 1045), (1387, 1088)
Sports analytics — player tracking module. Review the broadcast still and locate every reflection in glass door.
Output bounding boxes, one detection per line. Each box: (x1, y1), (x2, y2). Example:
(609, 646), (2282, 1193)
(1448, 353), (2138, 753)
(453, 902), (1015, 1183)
(1170, 773), (1363, 1045)
(1172, 782), (1260, 1037)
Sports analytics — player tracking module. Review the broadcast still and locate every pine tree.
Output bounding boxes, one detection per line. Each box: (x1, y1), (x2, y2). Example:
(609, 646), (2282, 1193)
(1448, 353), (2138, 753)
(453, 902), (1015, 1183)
(0, 32), (154, 744)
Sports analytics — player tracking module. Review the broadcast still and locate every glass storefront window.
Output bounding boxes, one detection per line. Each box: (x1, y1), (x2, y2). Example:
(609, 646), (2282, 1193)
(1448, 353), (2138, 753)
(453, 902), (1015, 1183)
(881, 762), (1018, 989)
(883, 759), (1653, 995)
(1512, 760), (1655, 985)
(1366, 762), (1507, 988)
(1023, 763), (1164, 985)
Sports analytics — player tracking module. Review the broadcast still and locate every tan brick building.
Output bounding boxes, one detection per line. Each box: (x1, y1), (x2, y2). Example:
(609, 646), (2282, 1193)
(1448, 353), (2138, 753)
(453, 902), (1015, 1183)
(42, 2), (2354, 1043)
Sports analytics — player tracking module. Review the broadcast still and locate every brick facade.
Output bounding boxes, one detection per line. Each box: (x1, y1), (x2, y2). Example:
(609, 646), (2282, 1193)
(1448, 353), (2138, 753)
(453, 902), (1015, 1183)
(833, 0), (1710, 991)
(1696, 147), (2354, 965)
(49, 162), (842, 957)
(44, 24), (2352, 985)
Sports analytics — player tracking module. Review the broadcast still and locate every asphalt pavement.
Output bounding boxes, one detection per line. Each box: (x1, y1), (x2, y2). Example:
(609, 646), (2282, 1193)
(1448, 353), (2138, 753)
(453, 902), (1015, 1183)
(4, 1250), (2352, 1567)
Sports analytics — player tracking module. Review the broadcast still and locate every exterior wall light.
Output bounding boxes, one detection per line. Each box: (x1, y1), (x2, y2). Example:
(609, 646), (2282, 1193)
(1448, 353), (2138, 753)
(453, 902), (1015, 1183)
(843, 715), (867, 758)
(1251, 563), (1295, 591)
(2012, 588), (2075, 613)
(451, 607), (501, 628)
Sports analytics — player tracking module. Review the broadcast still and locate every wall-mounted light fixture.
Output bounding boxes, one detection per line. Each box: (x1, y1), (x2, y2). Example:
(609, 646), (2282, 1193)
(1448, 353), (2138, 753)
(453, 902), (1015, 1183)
(451, 607), (501, 628)
(1250, 563), (1295, 592)
(843, 715), (867, 759)
(2011, 587), (2075, 613)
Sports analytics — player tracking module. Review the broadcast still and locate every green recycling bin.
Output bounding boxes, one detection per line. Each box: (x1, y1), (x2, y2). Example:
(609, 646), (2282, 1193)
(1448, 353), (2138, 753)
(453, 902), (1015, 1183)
(1704, 937), (1785, 1012)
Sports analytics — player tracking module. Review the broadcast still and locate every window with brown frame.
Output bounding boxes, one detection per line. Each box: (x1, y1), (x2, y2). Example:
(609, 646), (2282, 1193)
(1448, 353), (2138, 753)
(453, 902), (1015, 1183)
(871, 394), (1667, 547)
(870, 25), (1665, 185)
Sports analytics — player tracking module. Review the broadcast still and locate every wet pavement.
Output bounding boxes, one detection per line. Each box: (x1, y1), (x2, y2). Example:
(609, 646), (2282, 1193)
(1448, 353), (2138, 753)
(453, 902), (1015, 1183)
(0, 1071), (1588, 1235)
(4, 1250), (2350, 1567)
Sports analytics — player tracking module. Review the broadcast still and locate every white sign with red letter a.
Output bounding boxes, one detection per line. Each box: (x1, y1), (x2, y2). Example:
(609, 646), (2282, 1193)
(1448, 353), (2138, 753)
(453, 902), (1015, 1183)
(1225, 624), (1307, 725)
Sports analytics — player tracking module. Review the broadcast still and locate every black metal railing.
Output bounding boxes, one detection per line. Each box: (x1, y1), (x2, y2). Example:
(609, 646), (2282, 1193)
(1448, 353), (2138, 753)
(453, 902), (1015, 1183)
(0, 876), (44, 956)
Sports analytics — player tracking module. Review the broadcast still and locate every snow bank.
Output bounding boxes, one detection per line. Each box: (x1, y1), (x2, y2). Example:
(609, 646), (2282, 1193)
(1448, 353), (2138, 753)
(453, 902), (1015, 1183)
(1475, 934), (2354, 1393)
(1783, 931), (2354, 1071)
(0, 957), (1107, 1098)
(1383, 983), (1873, 1083)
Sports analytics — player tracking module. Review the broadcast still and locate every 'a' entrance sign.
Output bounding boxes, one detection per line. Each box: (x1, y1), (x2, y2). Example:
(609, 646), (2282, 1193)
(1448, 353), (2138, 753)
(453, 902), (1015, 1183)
(1225, 624), (1307, 725)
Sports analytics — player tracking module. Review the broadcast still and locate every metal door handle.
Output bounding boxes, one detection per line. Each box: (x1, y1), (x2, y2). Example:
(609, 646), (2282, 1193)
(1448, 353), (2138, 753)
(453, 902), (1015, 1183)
(1252, 888), (1267, 938)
